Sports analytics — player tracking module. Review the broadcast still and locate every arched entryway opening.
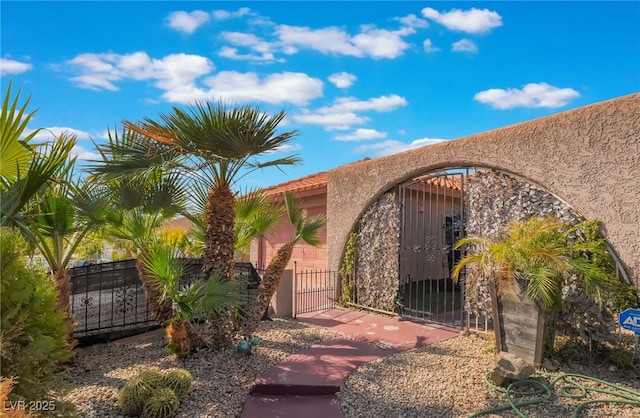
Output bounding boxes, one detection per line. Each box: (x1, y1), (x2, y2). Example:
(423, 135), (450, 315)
(342, 167), (630, 330)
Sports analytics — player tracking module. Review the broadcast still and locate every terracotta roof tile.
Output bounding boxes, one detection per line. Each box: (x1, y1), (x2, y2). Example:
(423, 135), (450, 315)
(262, 171), (327, 196)
(261, 158), (371, 197)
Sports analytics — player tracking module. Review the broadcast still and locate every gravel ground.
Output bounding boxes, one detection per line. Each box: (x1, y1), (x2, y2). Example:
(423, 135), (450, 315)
(64, 319), (340, 418)
(64, 320), (640, 418)
(339, 332), (640, 418)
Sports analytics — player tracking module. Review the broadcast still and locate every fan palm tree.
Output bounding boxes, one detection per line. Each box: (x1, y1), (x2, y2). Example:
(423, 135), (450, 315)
(242, 191), (326, 337)
(140, 240), (246, 357)
(90, 102), (300, 279)
(30, 167), (116, 315)
(88, 126), (191, 323)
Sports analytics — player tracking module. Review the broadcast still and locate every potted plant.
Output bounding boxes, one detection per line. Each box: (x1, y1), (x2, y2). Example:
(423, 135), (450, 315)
(452, 216), (618, 365)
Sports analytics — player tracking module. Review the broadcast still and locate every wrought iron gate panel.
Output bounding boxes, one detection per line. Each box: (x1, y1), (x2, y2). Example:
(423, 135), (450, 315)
(294, 269), (338, 316)
(397, 169), (470, 326)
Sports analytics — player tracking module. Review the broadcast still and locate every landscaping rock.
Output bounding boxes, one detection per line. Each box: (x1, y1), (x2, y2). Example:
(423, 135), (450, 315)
(488, 351), (535, 387)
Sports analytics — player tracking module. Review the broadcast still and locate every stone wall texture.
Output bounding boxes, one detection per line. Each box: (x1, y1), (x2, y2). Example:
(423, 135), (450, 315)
(327, 93), (640, 292)
(354, 193), (400, 312)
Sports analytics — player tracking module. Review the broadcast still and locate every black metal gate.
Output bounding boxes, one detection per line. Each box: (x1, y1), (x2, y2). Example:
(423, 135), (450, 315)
(294, 268), (338, 316)
(69, 259), (260, 343)
(396, 169), (470, 326)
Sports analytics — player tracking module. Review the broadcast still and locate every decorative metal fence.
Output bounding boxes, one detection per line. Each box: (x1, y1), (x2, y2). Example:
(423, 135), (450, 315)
(69, 259), (261, 343)
(293, 266), (338, 317)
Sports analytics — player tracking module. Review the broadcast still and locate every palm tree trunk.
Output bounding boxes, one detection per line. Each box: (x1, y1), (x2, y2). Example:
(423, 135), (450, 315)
(242, 242), (294, 337)
(203, 185), (235, 279)
(53, 267), (77, 348)
(135, 260), (173, 324)
(54, 267), (72, 314)
(166, 319), (191, 357)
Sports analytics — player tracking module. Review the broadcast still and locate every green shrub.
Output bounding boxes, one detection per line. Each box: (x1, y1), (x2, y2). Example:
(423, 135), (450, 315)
(0, 228), (72, 402)
(142, 387), (179, 418)
(118, 369), (164, 416)
(161, 369), (192, 399)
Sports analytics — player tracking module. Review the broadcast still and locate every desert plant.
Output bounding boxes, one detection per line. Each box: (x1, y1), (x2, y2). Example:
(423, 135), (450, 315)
(0, 377), (33, 418)
(141, 387), (179, 418)
(452, 216), (619, 356)
(241, 191), (326, 337)
(140, 241), (246, 355)
(0, 228), (72, 403)
(118, 369), (164, 416)
(90, 103), (300, 280)
(161, 369), (192, 399)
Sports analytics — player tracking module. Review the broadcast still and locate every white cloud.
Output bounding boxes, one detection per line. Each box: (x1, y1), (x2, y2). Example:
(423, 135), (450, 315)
(276, 24), (413, 59)
(0, 58), (33, 75)
(27, 127), (101, 160)
(219, 32), (284, 62)
(221, 32), (274, 53)
(395, 14), (429, 28)
(452, 39), (478, 53)
(322, 95), (408, 113)
(422, 7), (503, 34)
(293, 111), (368, 131)
(293, 94), (407, 131)
(218, 46), (283, 63)
(355, 137), (448, 157)
(201, 71), (323, 106)
(474, 82), (581, 109)
(66, 51), (324, 106)
(352, 27), (414, 59)
(264, 142), (302, 154)
(423, 39), (439, 53)
(67, 51), (214, 97)
(166, 10), (210, 34)
(328, 72), (356, 88)
(334, 128), (386, 141)
(212, 7), (251, 20)
(71, 144), (101, 161)
(31, 127), (92, 141)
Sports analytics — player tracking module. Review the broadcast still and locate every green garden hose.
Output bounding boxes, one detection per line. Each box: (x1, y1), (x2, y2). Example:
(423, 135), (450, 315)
(469, 371), (640, 417)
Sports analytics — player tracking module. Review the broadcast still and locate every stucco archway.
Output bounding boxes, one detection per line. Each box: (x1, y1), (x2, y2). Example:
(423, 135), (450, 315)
(327, 93), (640, 289)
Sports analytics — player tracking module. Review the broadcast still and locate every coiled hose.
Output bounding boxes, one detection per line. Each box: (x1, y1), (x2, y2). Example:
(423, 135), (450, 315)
(469, 371), (640, 417)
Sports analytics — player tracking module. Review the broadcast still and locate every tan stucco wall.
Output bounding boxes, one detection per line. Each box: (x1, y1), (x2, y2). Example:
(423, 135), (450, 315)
(327, 93), (640, 289)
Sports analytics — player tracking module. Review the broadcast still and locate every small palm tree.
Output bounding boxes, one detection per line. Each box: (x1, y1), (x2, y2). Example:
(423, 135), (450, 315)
(452, 216), (618, 354)
(241, 191), (326, 337)
(140, 241), (246, 357)
(233, 189), (284, 260)
(30, 168), (115, 315)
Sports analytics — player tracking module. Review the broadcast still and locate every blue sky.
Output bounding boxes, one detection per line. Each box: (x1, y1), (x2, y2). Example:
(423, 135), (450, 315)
(2, 1), (639, 190)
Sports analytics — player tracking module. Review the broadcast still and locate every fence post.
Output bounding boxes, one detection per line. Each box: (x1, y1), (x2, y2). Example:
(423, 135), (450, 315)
(293, 261), (297, 318)
(273, 269), (294, 318)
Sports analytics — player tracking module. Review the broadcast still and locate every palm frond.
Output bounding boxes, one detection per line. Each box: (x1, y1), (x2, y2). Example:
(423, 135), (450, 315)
(0, 81), (39, 183)
(296, 214), (326, 247)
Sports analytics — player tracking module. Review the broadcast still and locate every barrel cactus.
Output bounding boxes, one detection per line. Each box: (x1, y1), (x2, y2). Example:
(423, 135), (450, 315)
(142, 387), (179, 418)
(118, 369), (165, 415)
(161, 368), (192, 399)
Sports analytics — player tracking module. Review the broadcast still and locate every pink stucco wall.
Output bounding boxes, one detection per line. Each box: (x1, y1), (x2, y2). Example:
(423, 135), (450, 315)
(252, 191), (327, 273)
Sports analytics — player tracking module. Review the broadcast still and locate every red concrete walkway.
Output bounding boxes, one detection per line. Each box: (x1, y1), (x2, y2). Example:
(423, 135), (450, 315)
(240, 307), (459, 418)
